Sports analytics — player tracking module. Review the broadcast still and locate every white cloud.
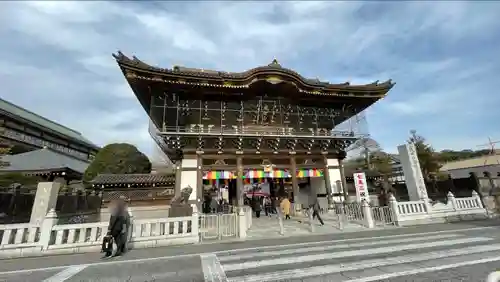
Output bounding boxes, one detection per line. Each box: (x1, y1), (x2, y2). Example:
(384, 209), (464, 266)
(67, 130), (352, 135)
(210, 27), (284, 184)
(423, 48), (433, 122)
(0, 1), (499, 160)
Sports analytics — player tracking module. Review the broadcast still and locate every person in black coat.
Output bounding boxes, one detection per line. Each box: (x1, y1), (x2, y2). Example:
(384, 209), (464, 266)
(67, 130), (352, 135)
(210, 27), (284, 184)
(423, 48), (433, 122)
(311, 199), (324, 226)
(104, 200), (127, 258)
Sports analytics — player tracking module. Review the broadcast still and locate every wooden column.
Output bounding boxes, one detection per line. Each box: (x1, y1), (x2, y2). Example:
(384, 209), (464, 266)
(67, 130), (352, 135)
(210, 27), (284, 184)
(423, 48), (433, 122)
(174, 160), (182, 197)
(290, 155), (300, 211)
(197, 154), (203, 202)
(323, 155), (333, 207)
(236, 156), (243, 207)
(339, 158), (348, 202)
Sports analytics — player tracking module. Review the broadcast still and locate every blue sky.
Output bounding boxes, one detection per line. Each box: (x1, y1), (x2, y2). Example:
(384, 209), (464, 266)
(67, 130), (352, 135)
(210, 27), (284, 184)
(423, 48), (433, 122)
(1, 1), (499, 160)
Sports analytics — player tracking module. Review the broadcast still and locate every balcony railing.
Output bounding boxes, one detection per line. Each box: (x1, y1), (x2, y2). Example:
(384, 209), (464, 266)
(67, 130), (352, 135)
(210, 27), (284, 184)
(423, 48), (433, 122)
(157, 125), (363, 139)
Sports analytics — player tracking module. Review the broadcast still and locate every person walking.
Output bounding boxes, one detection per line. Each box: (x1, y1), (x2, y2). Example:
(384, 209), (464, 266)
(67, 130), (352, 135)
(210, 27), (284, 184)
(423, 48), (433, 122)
(280, 197), (291, 220)
(121, 198), (131, 254)
(253, 197), (262, 218)
(311, 198), (324, 226)
(103, 200), (127, 258)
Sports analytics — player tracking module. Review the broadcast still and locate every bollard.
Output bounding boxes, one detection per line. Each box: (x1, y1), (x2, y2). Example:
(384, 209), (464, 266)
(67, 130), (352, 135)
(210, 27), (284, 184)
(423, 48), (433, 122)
(487, 271), (500, 282)
(309, 207), (315, 233)
(278, 210), (284, 236)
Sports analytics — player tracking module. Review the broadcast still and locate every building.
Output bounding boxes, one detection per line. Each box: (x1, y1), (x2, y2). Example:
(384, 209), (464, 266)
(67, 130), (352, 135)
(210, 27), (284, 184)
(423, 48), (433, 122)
(441, 154), (500, 179)
(0, 98), (99, 161)
(113, 52), (395, 208)
(389, 154), (405, 183)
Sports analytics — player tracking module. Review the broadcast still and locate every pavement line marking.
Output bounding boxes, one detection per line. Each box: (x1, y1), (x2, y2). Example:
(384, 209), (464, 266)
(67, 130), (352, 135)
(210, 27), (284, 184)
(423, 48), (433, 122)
(214, 225), (498, 255)
(226, 243), (500, 282)
(0, 225), (497, 275)
(345, 256), (500, 282)
(218, 233), (460, 262)
(201, 253), (227, 282)
(221, 236), (493, 272)
(42, 265), (88, 282)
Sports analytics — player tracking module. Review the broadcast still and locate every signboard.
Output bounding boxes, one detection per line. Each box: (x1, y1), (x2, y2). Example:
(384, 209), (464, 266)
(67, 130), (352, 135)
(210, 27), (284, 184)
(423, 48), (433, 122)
(353, 172), (369, 202)
(407, 143), (428, 199)
(398, 143), (428, 200)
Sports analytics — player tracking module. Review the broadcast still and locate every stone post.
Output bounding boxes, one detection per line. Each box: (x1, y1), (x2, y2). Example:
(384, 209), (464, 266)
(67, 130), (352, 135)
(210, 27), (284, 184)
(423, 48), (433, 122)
(447, 191), (457, 211)
(39, 209), (58, 250)
(361, 200), (374, 228)
(191, 205), (200, 242)
(388, 193), (400, 226)
(472, 190), (484, 209)
(30, 180), (63, 225)
(237, 208), (247, 239)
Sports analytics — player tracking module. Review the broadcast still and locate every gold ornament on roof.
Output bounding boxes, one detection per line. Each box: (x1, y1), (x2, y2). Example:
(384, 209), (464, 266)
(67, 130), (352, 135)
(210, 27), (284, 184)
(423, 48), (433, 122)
(268, 58), (281, 68)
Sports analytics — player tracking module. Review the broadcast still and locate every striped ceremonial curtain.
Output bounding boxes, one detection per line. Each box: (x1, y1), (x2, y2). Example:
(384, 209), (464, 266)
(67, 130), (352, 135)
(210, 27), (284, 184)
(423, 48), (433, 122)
(244, 169), (291, 179)
(245, 170), (265, 179)
(203, 170), (234, 180)
(269, 169), (291, 178)
(296, 168), (324, 178)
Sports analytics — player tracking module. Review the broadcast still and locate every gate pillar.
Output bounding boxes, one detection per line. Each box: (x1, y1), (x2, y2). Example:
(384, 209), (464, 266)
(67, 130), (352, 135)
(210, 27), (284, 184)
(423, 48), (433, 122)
(236, 156), (244, 207)
(180, 156), (199, 204)
(290, 155), (301, 212)
(322, 155), (333, 208)
(326, 158), (347, 202)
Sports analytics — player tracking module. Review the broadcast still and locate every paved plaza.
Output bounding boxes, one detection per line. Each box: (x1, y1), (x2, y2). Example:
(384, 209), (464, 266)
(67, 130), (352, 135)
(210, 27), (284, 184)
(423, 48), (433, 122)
(245, 212), (384, 240)
(1, 220), (500, 281)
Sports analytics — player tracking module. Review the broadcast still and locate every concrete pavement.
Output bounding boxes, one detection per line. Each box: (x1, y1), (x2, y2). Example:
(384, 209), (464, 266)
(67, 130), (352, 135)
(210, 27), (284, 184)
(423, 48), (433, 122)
(1, 220), (500, 281)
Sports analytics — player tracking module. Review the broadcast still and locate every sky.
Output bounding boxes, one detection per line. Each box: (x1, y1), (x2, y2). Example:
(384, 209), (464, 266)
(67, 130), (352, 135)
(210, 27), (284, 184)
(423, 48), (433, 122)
(1, 1), (499, 161)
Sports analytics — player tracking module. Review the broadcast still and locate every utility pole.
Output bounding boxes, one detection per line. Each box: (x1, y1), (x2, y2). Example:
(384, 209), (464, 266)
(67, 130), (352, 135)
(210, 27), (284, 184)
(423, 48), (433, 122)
(477, 137), (500, 166)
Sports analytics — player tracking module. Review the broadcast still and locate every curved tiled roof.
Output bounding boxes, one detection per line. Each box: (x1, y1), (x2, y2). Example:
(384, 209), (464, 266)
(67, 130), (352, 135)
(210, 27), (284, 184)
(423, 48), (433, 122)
(112, 51), (395, 93)
(0, 98), (98, 149)
(91, 173), (175, 185)
(0, 147), (89, 173)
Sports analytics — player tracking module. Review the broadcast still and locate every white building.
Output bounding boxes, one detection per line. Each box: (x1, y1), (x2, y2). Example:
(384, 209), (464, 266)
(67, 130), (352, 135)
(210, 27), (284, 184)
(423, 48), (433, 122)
(440, 154), (500, 179)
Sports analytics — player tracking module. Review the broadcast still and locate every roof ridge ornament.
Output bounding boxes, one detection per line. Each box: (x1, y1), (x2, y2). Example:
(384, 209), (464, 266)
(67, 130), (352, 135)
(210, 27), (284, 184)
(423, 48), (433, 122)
(268, 58), (281, 68)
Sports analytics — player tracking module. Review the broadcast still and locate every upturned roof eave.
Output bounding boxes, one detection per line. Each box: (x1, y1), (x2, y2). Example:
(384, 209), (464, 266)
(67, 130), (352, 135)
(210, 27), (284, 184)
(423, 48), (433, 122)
(113, 52), (395, 94)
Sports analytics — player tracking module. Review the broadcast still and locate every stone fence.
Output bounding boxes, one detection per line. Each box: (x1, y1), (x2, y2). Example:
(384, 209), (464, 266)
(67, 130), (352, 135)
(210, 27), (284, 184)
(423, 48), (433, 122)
(0, 208), (202, 259)
(0, 190), (487, 259)
(365, 190), (486, 227)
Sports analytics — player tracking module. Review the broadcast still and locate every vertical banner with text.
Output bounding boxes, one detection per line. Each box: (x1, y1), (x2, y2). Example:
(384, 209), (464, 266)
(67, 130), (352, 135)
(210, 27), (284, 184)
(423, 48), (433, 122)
(354, 172), (369, 202)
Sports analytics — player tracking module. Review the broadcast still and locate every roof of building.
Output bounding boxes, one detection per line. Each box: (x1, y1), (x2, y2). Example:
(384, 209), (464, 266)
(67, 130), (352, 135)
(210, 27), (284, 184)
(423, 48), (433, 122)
(0, 98), (98, 149)
(91, 173), (175, 186)
(0, 147), (89, 174)
(113, 51), (395, 97)
(440, 154), (500, 171)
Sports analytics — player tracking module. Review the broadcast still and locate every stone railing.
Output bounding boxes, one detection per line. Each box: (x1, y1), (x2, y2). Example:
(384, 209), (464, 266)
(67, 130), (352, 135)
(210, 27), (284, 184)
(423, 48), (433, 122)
(388, 191), (486, 226)
(0, 223), (40, 249)
(0, 209), (199, 259)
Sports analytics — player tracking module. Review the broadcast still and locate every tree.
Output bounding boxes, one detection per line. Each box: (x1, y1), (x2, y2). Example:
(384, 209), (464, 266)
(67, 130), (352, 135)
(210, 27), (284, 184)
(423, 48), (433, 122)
(437, 149), (490, 163)
(408, 130), (441, 180)
(370, 151), (393, 176)
(83, 143), (152, 182)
